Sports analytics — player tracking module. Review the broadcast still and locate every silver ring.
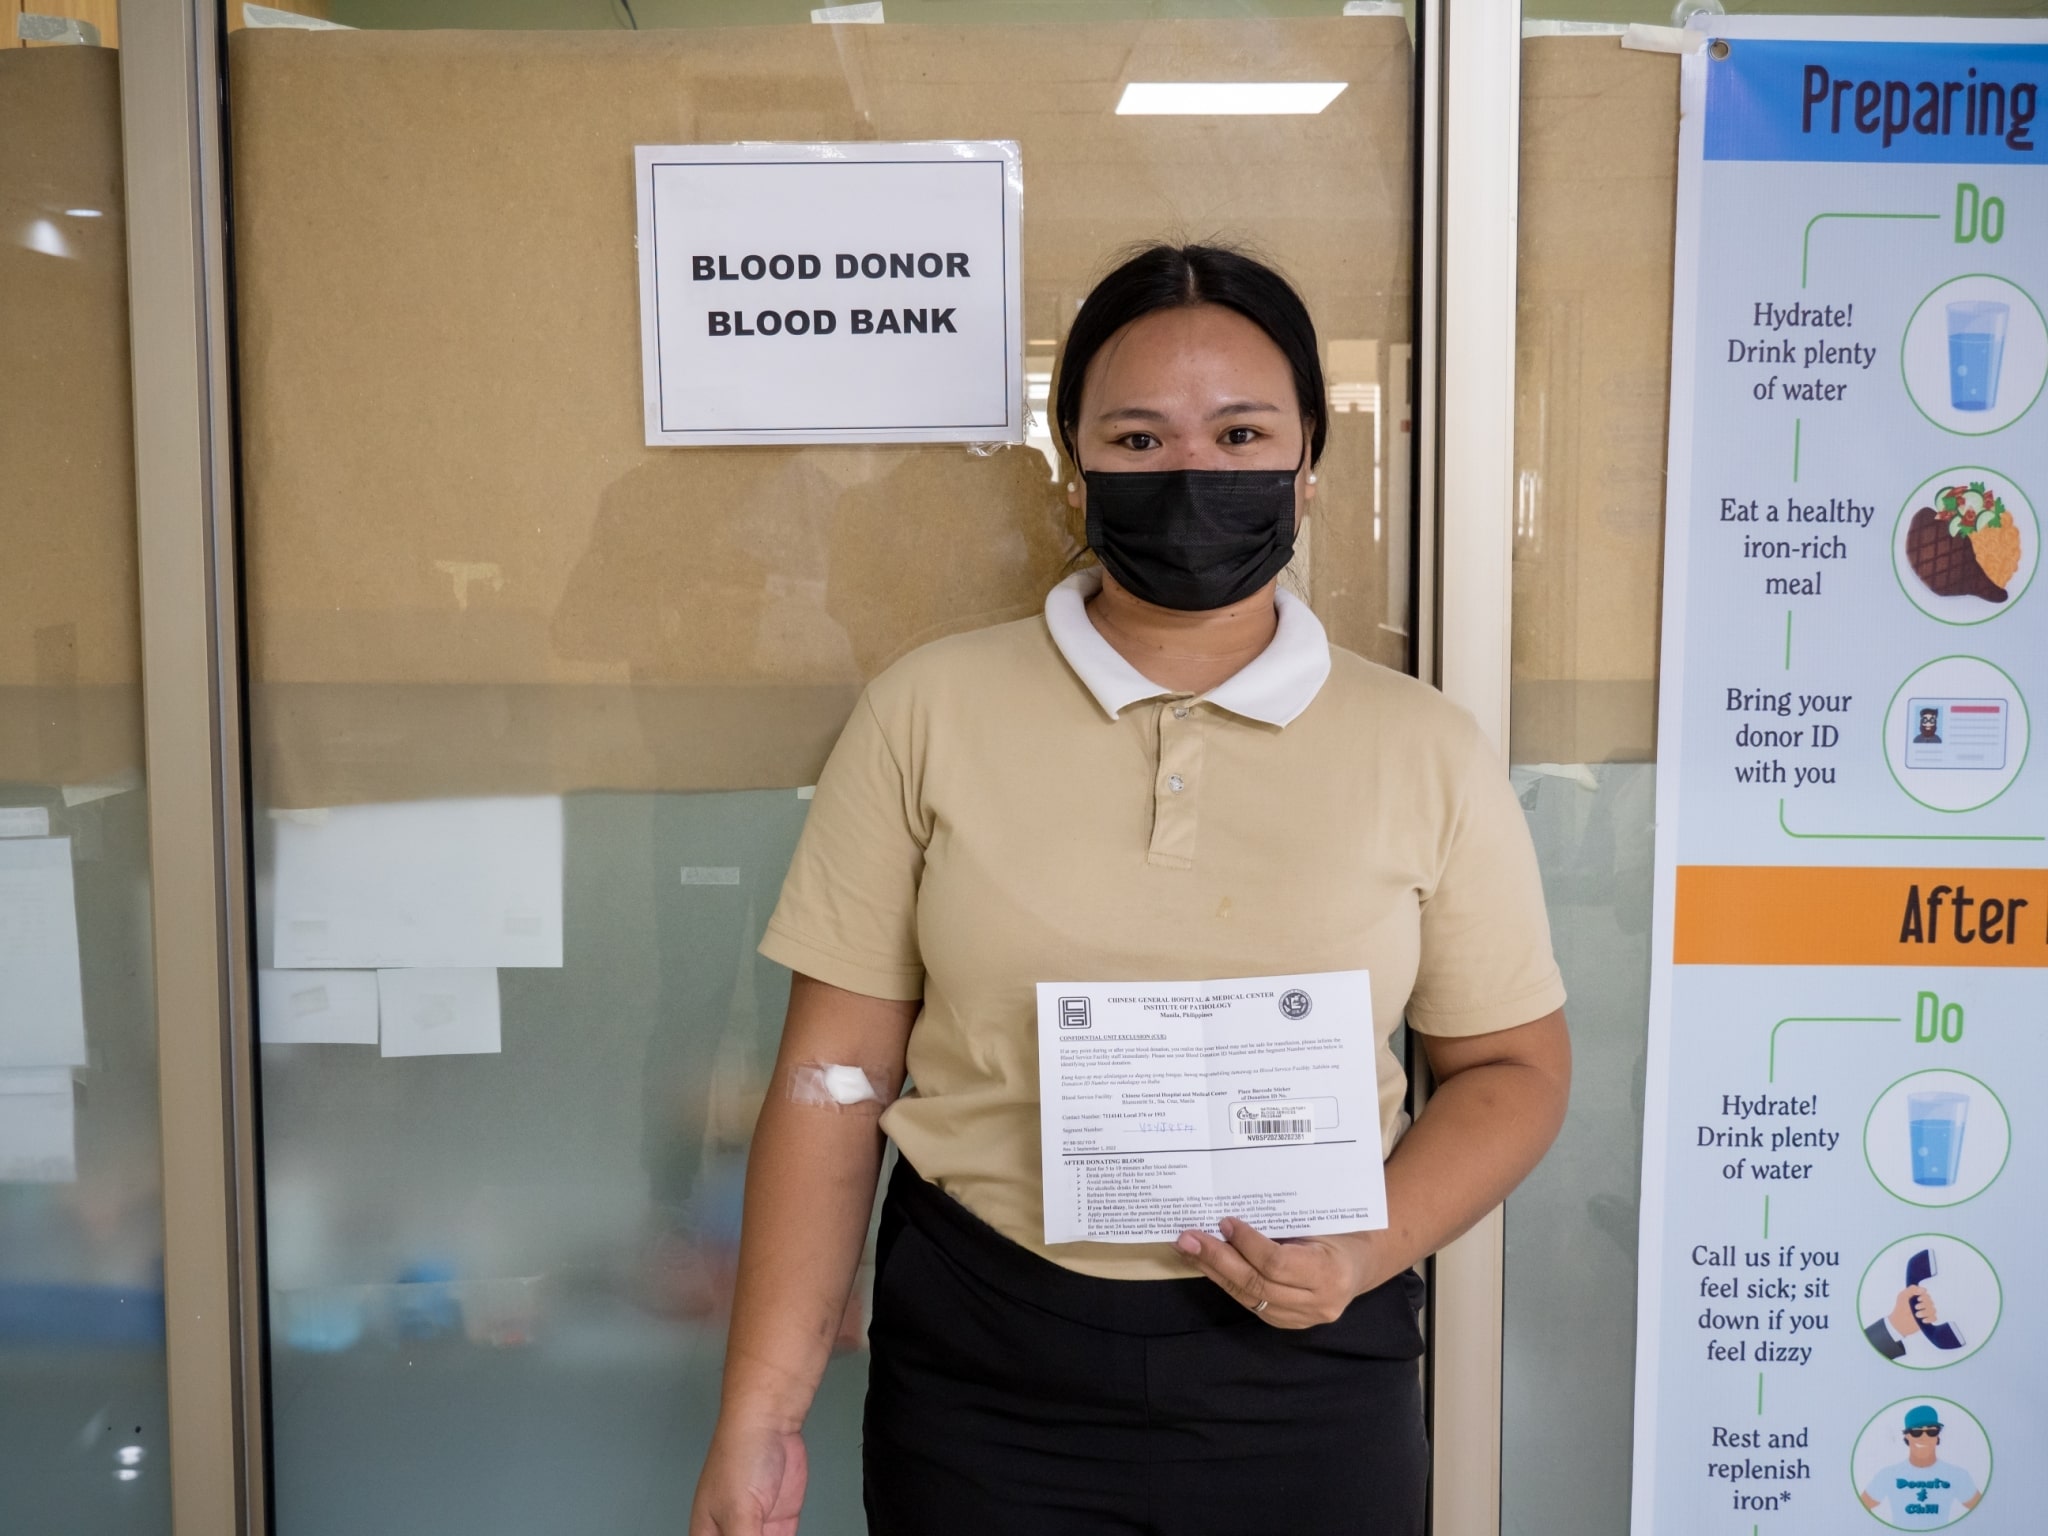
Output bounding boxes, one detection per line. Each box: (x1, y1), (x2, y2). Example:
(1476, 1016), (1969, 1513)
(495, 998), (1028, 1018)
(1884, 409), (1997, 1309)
(1253, 1299), (1268, 1314)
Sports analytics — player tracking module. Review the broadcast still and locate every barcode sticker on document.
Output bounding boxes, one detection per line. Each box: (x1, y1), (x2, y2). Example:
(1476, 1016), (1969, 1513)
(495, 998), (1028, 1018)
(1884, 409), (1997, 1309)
(1229, 1097), (1337, 1144)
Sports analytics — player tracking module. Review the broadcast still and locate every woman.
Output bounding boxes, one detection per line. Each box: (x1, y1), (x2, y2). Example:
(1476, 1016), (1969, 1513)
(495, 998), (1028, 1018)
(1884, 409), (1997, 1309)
(690, 244), (1570, 1536)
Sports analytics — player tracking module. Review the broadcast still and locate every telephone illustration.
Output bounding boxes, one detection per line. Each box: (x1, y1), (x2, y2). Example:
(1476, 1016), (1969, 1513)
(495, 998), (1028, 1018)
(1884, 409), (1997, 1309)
(1905, 1247), (1967, 1352)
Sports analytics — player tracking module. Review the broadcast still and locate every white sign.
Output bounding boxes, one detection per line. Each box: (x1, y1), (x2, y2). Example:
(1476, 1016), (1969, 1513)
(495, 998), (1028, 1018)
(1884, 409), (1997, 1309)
(1035, 970), (1385, 1245)
(635, 141), (1024, 446)
(1637, 17), (2048, 1534)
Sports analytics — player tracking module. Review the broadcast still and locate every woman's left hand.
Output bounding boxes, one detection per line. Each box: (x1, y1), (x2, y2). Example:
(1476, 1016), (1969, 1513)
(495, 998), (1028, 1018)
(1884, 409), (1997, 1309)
(1174, 1011), (1573, 1331)
(1173, 1219), (1385, 1328)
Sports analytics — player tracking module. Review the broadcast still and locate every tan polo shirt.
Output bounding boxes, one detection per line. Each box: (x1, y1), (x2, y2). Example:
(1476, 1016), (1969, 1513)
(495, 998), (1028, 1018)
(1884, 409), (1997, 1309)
(760, 570), (1565, 1280)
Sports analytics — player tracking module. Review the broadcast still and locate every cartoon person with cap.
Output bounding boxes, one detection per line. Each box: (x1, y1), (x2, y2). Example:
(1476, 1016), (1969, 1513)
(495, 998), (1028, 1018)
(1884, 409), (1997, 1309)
(1861, 1405), (1982, 1527)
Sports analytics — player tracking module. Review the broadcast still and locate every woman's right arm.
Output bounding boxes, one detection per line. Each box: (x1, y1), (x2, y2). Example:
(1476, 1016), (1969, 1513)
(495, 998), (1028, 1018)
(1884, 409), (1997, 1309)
(689, 973), (919, 1536)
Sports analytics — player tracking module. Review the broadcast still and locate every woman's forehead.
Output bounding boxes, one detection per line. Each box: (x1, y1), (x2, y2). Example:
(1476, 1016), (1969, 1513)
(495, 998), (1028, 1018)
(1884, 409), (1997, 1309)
(1083, 305), (1293, 404)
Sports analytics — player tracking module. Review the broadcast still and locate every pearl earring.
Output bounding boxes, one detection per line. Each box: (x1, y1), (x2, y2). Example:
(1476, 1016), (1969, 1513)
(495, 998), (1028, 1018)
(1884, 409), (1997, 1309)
(1308, 472), (1318, 484)
(1066, 481), (1075, 493)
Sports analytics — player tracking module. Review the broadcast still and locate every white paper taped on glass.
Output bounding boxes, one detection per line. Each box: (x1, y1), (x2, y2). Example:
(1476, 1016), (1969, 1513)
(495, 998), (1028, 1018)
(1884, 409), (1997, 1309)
(635, 140), (1025, 447)
(0, 837), (87, 1070)
(269, 798), (563, 971)
(256, 969), (381, 1047)
(377, 968), (502, 1059)
(1036, 970), (1386, 1245)
(0, 1068), (76, 1183)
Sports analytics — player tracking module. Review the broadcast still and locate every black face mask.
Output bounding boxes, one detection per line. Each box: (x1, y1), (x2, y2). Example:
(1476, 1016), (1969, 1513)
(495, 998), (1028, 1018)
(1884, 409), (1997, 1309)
(1083, 458), (1301, 613)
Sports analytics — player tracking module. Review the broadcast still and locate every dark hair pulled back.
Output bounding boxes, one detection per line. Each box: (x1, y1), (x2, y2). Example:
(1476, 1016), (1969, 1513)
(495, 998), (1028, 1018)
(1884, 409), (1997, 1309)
(1053, 243), (1327, 472)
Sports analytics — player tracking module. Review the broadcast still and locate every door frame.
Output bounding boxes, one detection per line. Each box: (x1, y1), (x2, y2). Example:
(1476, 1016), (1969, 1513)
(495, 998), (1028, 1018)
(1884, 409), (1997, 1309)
(120, 1), (267, 1532)
(1418, 4), (1523, 1536)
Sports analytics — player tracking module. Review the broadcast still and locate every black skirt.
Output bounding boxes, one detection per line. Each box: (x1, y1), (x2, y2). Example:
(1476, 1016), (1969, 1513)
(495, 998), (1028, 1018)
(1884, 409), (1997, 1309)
(863, 1155), (1429, 1536)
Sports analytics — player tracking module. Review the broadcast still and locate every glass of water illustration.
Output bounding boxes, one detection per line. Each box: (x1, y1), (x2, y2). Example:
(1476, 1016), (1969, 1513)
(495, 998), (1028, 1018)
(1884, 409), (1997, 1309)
(1908, 1091), (1970, 1186)
(1947, 300), (2010, 412)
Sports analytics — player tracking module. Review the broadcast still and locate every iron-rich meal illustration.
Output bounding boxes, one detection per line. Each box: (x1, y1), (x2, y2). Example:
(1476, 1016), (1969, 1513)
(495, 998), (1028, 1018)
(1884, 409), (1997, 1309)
(1906, 482), (2021, 603)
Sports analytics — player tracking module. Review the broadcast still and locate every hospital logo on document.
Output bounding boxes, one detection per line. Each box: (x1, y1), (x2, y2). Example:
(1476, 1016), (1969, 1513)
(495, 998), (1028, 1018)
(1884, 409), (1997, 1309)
(1278, 989), (1313, 1020)
(1058, 996), (1092, 1030)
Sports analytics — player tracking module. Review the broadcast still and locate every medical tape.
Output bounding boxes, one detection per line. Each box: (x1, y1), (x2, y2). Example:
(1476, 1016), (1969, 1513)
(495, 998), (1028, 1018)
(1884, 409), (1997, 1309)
(787, 1062), (894, 1110)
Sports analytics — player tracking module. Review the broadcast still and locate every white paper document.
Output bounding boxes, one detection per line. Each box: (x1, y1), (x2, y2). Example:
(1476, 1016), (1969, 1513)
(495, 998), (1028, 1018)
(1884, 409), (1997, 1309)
(0, 807), (50, 838)
(0, 837), (87, 1070)
(257, 969), (380, 1046)
(1036, 970), (1385, 1245)
(0, 1069), (77, 1183)
(271, 798), (564, 970)
(377, 968), (502, 1057)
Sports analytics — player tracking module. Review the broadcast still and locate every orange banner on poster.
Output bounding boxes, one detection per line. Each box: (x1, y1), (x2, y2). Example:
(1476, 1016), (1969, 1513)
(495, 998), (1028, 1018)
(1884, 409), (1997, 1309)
(1675, 866), (2048, 966)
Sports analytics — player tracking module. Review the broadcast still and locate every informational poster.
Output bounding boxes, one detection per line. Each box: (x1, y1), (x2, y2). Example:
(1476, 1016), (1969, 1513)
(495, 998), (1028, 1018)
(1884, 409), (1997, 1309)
(1638, 19), (2047, 1534)
(635, 141), (1023, 446)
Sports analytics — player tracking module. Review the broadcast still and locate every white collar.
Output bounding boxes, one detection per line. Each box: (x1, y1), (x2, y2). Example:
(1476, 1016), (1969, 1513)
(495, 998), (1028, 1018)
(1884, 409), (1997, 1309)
(1042, 568), (1332, 727)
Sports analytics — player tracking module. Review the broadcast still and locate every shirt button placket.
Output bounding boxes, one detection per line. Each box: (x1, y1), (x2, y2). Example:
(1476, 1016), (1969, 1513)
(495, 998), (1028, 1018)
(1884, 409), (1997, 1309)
(1149, 699), (1202, 867)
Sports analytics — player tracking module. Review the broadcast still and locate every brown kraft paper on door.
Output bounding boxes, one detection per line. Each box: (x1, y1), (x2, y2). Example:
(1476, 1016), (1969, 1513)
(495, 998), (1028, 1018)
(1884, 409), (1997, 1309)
(0, 47), (144, 788)
(227, 19), (1416, 807)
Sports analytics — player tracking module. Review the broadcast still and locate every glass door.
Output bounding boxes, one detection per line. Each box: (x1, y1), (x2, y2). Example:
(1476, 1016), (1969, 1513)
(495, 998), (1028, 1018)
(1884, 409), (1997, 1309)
(1504, 23), (1670, 1531)
(221, 6), (1420, 1530)
(0, 25), (173, 1536)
